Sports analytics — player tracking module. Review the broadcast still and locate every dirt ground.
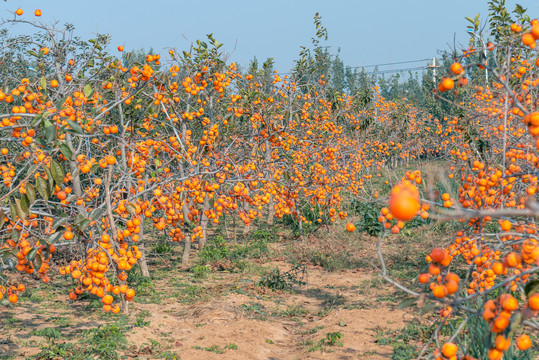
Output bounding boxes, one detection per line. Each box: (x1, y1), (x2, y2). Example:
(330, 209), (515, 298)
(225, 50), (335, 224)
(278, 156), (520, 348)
(123, 269), (412, 360)
(1, 228), (430, 360)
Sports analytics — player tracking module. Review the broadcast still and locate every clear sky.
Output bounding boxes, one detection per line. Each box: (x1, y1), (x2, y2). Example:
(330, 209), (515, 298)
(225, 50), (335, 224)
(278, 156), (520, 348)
(2, 1), (538, 72)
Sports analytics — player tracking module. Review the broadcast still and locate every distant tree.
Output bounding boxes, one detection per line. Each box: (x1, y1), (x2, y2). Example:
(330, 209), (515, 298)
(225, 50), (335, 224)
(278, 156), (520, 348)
(330, 52), (345, 93)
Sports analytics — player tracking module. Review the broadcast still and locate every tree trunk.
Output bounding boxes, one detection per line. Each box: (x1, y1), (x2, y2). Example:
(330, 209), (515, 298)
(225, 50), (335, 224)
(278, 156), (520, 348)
(243, 201), (250, 236)
(182, 234), (191, 264)
(104, 167), (129, 314)
(298, 211), (304, 238)
(138, 243), (150, 278)
(121, 292), (129, 314)
(267, 197), (275, 225)
(223, 211), (230, 239)
(181, 201), (192, 264)
(199, 195), (210, 249)
(264, 140), (275, 225)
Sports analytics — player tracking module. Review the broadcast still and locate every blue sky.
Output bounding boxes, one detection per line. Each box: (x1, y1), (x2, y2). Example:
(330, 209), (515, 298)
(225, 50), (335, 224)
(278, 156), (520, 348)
(2, 1), (538, 72)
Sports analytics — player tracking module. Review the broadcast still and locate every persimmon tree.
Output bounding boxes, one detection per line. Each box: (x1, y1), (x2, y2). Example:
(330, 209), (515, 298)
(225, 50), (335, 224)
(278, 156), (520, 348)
(376, 3), (539, 359)
(0, 14), (166, 312)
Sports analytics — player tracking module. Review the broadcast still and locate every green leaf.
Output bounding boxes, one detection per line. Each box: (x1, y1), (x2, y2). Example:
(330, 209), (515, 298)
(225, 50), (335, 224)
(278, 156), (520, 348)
(419, 302), (436, 316)
(398, 297), (418, 310)
(20, 194), (29, 214)
(28, 164), (38, 176)
(45, 125), (56, 144)
(10, 229), (20, 243)
(50, 160), (65, 186)
(36, 176), (50, 200)
(59, 144), (73, 160)
(47, 231), (64, 245)
(126, 204), (136, 215)
(14, 198), (27, 220)
(34, 252), (43, 272)
(83, 84), (93, 98)
(40, 76), (47, 90)
(25, 183), (36, 205)
(2, 249), (17, 263)
(31, 112), (44, 126)
(0, 209), (4, 229)
(34, 137), (46, 148)
(89, 208), (105, 221)
(27, 248), (38, 262)
(79, 219), (90, 231)
(54, 96), (68, 111)
(9, 201), (16, 221)
(74, 214), (86, 226)
(66, 119), (83, 134)
(51, 213), (69, 230)
(43, 119), (54, 129)
(43, 166), (55, 192)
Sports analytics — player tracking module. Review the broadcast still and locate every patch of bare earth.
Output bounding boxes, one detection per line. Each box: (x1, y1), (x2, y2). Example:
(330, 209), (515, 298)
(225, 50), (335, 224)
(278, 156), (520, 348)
(1, 265), (412, 359)
(1, 224), (429, 360)
(119, 266), (411, 360)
